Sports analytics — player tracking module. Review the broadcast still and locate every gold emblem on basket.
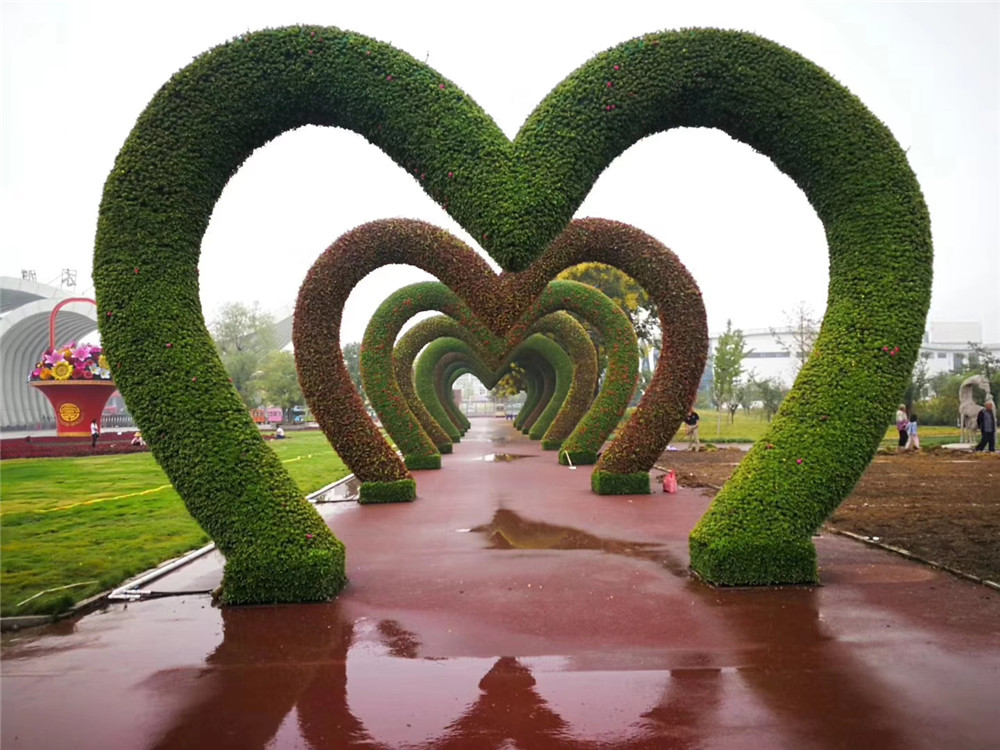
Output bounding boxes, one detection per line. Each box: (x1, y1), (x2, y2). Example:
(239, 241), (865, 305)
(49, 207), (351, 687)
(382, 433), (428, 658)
(59, 402), (82, 425)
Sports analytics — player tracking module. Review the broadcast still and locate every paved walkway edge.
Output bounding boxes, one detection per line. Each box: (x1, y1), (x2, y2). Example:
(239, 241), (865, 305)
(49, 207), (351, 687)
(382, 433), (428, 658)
(825, 525), (1000, 590)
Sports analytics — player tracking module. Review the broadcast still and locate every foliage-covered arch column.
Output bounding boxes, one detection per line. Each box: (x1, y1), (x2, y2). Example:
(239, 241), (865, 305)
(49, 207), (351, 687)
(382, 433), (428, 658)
(439, 361), (474, 434)
(512, 352), (557, 435)
(514, 367), (542, 431)
(530, 313), (598, 449)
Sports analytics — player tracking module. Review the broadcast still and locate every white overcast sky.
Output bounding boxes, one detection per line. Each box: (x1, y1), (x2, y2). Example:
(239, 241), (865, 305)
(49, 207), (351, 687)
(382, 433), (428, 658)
(2, 0), (998, 344)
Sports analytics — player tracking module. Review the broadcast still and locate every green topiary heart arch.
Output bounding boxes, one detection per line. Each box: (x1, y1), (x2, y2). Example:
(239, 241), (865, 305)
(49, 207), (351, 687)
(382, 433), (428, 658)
(349, 278), (637, 496)
(394, 312), (597, 452)
(414, 332), (575, 444)
(96, 26), (930, 600)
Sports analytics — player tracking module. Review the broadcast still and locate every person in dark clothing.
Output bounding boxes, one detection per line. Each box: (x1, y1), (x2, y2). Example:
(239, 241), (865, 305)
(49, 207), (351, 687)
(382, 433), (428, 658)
(975, 401), (996, 453)
(684, 410), (700, 450)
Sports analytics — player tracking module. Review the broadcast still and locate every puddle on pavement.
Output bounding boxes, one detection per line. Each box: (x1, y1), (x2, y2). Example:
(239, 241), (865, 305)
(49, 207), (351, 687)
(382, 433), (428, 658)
(469, 508), (687, 576)
(310, 475), (361, 503)
(481, 453), (533, 462)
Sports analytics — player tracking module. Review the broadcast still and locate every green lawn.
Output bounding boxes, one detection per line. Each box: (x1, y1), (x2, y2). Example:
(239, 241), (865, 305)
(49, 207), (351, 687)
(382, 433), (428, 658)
(671, 410), (960, 446)
(0, 431), (349, 616)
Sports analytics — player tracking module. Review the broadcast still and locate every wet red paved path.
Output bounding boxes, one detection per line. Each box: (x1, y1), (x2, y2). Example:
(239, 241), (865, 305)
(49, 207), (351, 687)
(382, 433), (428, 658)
(3, 419), (999, 749)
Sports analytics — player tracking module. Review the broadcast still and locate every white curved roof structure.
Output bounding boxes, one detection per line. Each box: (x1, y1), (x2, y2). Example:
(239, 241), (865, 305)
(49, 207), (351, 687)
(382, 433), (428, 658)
(1, 277), (100, 429)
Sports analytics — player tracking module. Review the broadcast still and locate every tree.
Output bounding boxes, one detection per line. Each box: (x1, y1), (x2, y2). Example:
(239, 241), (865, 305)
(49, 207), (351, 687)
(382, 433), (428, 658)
(770, 301), (819, 372)
(341, 342), (365, 404)
(735, 375), (757, 419)
(212, 301), (276, 355)
(492, 364), (526, 399)
(904, 355), (931, 410)
(756, 377), (787, 422)
(558, 262), (660, 399)
(967, 342), (1000, 385)
(557, 262), (659, 347)
(256, 351), (303, 419)
(210, 302), (277, 407)
(711, 320), (750, 432)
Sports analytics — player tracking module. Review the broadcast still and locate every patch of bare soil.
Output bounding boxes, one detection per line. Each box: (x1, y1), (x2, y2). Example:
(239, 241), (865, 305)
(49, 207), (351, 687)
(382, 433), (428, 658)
(657, 446), (1000, 584)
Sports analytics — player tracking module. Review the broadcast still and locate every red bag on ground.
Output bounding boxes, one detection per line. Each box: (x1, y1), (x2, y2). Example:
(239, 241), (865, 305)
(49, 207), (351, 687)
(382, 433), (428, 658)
(663, 470), (678, 494)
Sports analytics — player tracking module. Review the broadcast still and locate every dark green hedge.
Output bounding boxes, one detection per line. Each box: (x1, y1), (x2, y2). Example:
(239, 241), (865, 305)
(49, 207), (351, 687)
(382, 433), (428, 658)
(591, 471), (651, 495)
(96, 25), (928, 596)
(359, 479), (417, 505)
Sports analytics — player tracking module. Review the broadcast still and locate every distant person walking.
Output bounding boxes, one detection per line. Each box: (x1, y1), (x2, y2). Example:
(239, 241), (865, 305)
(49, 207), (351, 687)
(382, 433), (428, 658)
(90, 419), (100, 447)
(905, 414), (920, 451)
(684, 410), (700, 450)
(975, 401), (996, 453)
(895, 404), (909, 453)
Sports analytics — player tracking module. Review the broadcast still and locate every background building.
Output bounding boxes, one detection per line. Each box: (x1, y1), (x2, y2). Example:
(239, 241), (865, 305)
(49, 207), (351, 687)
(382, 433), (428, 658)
(707, 321), (1000, 388)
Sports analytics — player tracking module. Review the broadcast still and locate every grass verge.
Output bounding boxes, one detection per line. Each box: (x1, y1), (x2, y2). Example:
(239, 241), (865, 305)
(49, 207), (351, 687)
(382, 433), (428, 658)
(1, 431), (349, 616)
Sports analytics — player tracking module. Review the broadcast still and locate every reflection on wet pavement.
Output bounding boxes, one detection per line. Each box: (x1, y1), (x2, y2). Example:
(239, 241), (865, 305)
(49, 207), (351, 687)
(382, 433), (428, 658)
(2, 563), (992, 750)
(309, 474), (361, 503)
(471, 508), (689, 577)
(480, 453), (532, 462)
(114, 601), (919, 750)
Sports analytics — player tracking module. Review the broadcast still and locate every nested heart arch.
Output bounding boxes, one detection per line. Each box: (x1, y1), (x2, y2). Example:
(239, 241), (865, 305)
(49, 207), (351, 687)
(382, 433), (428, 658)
(395, 318), (474, 451)
(411, 334), (571, 444)
(413, 331), (575, 444)
(414, 338), (495, 442)
(521, 313), (600, 445)
(514, 346), (568, 440)
(394, 312), (598, 452)
(95, 27), (930, 600)
(353, 278), (637, 493)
